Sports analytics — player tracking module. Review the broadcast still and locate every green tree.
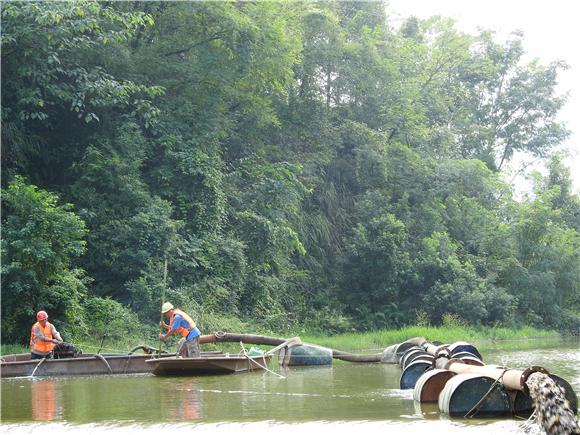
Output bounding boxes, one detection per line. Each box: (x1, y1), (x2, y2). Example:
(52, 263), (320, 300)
(456, 31), (569, 170)
(1, 177), (88, 343)
(1, 1), (160, 187)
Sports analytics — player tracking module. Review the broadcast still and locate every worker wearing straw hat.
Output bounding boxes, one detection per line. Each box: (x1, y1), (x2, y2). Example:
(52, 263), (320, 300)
(159, 302), (201, 357)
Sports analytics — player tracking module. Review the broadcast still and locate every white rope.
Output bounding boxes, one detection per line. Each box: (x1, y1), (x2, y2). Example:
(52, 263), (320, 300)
(239, 341), (285, 379)
(29, 357), (46, 377)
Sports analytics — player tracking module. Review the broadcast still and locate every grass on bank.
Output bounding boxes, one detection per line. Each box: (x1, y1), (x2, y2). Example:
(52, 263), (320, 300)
(2, 324), (559, 356)
(301, 325), (559, 353)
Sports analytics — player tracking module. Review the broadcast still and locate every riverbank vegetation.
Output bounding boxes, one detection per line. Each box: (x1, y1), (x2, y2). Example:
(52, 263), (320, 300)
(1, 322), (558, 357)
(303, 325), (560, 353)
(2, 1), (579, 347)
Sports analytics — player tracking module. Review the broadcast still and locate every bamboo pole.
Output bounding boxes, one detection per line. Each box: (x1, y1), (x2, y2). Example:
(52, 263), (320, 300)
(157, 257), (168, 357)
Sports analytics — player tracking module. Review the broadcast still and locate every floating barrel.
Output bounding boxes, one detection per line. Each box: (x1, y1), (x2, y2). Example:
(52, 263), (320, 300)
(438, 373), (511, 417)
(452, 352), (484, 367)
(279, 344), (333, 366)
(404, 357), (433, 373)
(401, 349), (431, 369)
(413, 369), (456, 403)
(447, 342), (482, 361)
(452, 351), (480, 360)
(513, 374), (578, 417)
(396, 343), (421, 360)
(400, 360), (432, 389)
(399, 348), (422, 366)
(383, 339), (426, 364)
(398, 346), (423, 363)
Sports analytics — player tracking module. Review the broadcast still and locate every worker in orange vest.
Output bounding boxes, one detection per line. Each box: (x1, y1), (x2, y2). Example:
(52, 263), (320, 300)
(30, 311), (63, 360)
(159, 302), (201, 357)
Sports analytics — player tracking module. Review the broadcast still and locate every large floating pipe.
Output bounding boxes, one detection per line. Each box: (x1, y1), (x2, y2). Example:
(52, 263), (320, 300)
(444, 360), (546, 394)
(332, 349), (382, 362)
(199, 331), (287, 346)
(199, 331), (383, 363)
(420, 339), (541, 394)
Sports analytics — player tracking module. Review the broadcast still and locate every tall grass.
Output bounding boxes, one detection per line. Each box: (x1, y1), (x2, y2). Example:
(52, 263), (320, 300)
(2, 324), (559, 356)
(0, 344), (29, 355)
(300, 325), (559, 353)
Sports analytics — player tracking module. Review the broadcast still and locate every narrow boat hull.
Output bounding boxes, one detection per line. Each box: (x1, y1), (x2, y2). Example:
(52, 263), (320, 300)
(0, 352), (222, 378)
(146, 355), (272, 376)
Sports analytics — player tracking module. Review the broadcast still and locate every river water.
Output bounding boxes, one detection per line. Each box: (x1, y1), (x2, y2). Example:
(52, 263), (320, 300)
(2, 338), (578, 434)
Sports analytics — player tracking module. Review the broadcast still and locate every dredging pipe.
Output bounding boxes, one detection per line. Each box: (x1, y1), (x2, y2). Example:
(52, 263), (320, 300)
(199, 331), (383, 363)
(420, 339), (539, 394)
(199, 331), (288, 346)
(443, 360), (546, 394)
(332, 349), (382, 362)
(439, 358), (579, 432)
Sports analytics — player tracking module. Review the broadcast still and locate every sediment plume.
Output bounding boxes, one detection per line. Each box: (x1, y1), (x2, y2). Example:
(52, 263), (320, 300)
(525, 372), (580, 435)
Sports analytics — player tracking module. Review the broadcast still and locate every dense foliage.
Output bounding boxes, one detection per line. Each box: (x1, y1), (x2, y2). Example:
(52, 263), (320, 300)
(2, 1), (579, 344)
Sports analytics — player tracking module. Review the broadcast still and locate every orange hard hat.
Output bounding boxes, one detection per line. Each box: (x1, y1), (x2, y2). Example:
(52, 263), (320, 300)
(36, 311), (48, 321)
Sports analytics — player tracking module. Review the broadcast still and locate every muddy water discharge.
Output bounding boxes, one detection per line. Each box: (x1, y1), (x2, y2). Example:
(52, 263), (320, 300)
(526, 372), (580, 434)
(1, 337), (578, 435)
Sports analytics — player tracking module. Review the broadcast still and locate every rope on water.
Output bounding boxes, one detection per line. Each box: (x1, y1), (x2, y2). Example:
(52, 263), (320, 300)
(239, 341), (285, 379)
(464, 368), (509, 418)
(29, 357), (46, 377)
(520, 409), (539, 432)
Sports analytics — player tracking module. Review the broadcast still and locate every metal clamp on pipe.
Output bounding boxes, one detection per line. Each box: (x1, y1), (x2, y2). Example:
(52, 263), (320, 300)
(432, 348), (452, 369)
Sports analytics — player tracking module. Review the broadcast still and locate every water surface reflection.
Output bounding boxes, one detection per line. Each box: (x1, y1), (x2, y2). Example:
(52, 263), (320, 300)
(31, 380), (61, 421)
(1, 337), (577, 435)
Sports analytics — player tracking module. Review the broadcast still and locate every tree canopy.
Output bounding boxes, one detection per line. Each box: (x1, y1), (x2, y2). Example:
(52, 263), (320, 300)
(2, 1), (578, 343)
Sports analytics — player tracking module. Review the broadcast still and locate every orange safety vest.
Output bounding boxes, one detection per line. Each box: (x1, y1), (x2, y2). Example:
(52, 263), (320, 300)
(30, 321), (55, 354)
(169, 309), (196, 337)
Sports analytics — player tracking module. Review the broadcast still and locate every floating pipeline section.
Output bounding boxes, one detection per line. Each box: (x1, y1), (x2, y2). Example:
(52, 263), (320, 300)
(201, 333), (578, 431)
(397, 340), (485, 390)
(199, 331), (384, 366)
(395, 339), (580, 433)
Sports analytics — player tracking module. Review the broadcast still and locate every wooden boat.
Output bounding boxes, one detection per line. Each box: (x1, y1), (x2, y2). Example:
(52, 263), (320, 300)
(0, 350), (223, 378)
(146, 353), (273, 376)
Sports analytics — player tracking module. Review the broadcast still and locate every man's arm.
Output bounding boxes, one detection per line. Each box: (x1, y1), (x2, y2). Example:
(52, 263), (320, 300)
(50, 324), (63, 342)
(159, 315), (182, 340)
(33, 325), (59, 343)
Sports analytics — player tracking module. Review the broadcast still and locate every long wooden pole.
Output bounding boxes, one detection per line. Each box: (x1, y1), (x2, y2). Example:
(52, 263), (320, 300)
(157, 257), (168, 357)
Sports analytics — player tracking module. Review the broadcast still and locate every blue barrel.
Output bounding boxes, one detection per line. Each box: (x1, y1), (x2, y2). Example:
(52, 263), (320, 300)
(281, 344), (333, 366)
(401, 349), (431, 369)
(413, 369), (456, 403)
(399, 345), (422, 361)
(451, 352), (484, 366)
(452, 351), (481, 361)
(400, 360), (432, 389)
(396, 343), (421, 361)
(447, 342), (482, 361)
(438, 374), (511, 417)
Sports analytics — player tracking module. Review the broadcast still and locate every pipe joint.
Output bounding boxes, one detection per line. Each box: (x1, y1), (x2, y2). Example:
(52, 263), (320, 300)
(443, 358), (463, 370)
(520, 366), (549, 395)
